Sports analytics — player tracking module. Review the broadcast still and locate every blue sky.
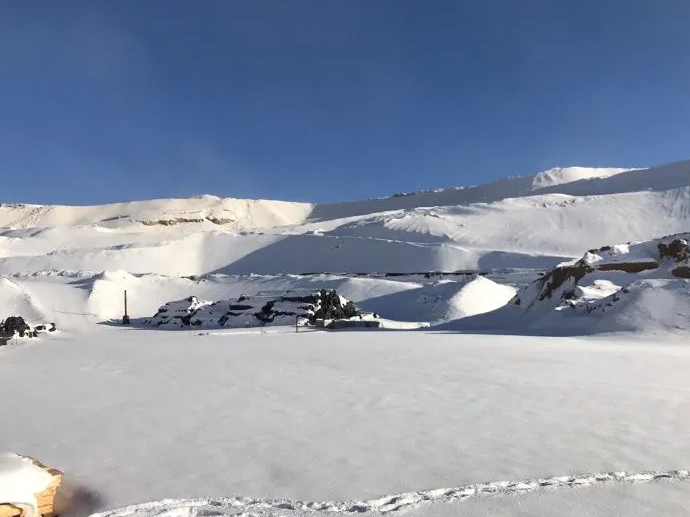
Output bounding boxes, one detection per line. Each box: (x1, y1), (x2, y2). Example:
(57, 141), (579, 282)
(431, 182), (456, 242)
(1, 0), (689, 205)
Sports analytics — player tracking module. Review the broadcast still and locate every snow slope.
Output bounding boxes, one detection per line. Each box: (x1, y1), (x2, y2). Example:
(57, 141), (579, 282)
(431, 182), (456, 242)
(357, 276), (516, 324)
(0, 195), (313, 231)
(439, 233), (690, 335)
(0, 161), (689, 276)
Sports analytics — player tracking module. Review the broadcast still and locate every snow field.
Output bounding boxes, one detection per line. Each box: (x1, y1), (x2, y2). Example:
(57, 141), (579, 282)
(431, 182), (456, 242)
(3, 330), (690, 516)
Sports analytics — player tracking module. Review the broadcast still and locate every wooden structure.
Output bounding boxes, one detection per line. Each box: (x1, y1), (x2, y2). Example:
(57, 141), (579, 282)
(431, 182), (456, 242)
(0, 457), (63, 517)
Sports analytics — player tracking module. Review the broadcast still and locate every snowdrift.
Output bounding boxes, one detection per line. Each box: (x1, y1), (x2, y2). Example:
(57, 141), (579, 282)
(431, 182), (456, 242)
(438, 233), (690, 335)
(358, 275), (516, 323)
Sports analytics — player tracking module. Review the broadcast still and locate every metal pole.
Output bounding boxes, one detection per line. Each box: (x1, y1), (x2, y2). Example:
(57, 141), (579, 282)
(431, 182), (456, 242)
(123, 290), (130, 324)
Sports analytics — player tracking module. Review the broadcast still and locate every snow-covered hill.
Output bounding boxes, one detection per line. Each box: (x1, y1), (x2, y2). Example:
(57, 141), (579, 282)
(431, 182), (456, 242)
(439, 233), (690, 335)
(0, 159), (689, 333)
(0, 160), (688, 277)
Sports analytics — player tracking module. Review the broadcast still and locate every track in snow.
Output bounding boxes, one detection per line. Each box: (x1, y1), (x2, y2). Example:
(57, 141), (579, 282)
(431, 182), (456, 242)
(92, 469), (690, 516)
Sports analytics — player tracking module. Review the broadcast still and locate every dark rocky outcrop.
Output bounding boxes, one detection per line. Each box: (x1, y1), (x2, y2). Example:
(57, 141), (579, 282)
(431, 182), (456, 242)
(311, 289), (359, 321)
(140, 216), (236, 227)
(658, 238), (689, 262)
(0, 317), (56, 342)
(2, 316), (31, 337)
(513, 232), (690, 310)
(672, 266), (690, 279)
(598, 261), (659, 273)
(146, 289), (362, 329)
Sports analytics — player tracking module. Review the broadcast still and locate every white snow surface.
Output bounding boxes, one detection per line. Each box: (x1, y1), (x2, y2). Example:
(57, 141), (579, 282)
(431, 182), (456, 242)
(439, 232), (690, 335)
(0, 161), (689, 275)
(0, 453), (53, 516)
(3, 329), (690, 517)
(352, 276), (516, 324)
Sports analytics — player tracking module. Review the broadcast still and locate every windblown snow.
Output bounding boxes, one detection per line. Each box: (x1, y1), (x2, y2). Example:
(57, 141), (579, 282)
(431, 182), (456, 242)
(3, 159), (690, 516)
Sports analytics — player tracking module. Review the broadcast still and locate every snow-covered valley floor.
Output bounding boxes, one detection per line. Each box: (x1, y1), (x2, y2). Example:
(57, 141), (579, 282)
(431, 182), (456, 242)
(3, 327), (690, 516)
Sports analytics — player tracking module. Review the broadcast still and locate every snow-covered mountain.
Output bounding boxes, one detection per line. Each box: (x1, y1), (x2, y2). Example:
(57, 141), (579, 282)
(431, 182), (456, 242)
(0, 159), (689, 333)
(0, 160), (688, 277)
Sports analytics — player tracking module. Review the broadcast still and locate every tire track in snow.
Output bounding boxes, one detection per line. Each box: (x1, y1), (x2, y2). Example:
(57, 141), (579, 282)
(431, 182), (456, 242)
(92, 469), (690, 516)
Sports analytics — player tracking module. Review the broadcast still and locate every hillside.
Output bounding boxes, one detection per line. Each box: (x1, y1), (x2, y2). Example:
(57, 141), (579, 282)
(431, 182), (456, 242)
(439, 233), (690, 335)
(0, 159), (688, 334)
(0, 161), (688, 278)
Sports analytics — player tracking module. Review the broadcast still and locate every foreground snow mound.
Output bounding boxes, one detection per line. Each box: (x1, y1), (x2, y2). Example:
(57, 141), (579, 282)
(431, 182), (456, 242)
(145, 289), (359, 329)
(439, 233), (690, 334)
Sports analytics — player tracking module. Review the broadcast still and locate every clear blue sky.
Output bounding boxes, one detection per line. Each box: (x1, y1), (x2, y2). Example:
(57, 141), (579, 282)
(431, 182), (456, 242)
(1, 0), (689, 205)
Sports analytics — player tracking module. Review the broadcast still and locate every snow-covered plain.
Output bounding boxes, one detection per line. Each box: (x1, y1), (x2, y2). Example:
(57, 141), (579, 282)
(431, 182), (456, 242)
(3, 160), (690, 516)
(3, 329), (690, 516)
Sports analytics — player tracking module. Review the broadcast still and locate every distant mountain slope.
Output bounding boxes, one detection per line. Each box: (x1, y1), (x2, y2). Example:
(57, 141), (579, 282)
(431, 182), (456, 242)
(0, 160), (688, 276)
(0, 195), (314, 230)
(308, 166), (633, 221)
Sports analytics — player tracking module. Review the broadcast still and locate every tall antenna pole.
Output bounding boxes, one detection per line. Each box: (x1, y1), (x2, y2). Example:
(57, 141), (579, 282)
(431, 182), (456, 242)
(123, 290), (130, 324)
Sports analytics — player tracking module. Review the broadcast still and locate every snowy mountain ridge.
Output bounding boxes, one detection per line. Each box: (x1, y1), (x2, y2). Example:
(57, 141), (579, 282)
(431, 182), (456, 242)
(0, 165), (633, 230)
(0, 160), (688, 278)
(0, 158), (688, 334)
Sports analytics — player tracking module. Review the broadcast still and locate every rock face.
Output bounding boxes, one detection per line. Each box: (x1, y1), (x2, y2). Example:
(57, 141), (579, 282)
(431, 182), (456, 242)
(139, 216), (236, 226)
(1, 316), (31, 337)
(658, 238), (689, 263)
(516, 232), (690, 309)
(0, 317), (56, 341)
(145, 289), (360, 329)
(439, 232), (690, 335)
